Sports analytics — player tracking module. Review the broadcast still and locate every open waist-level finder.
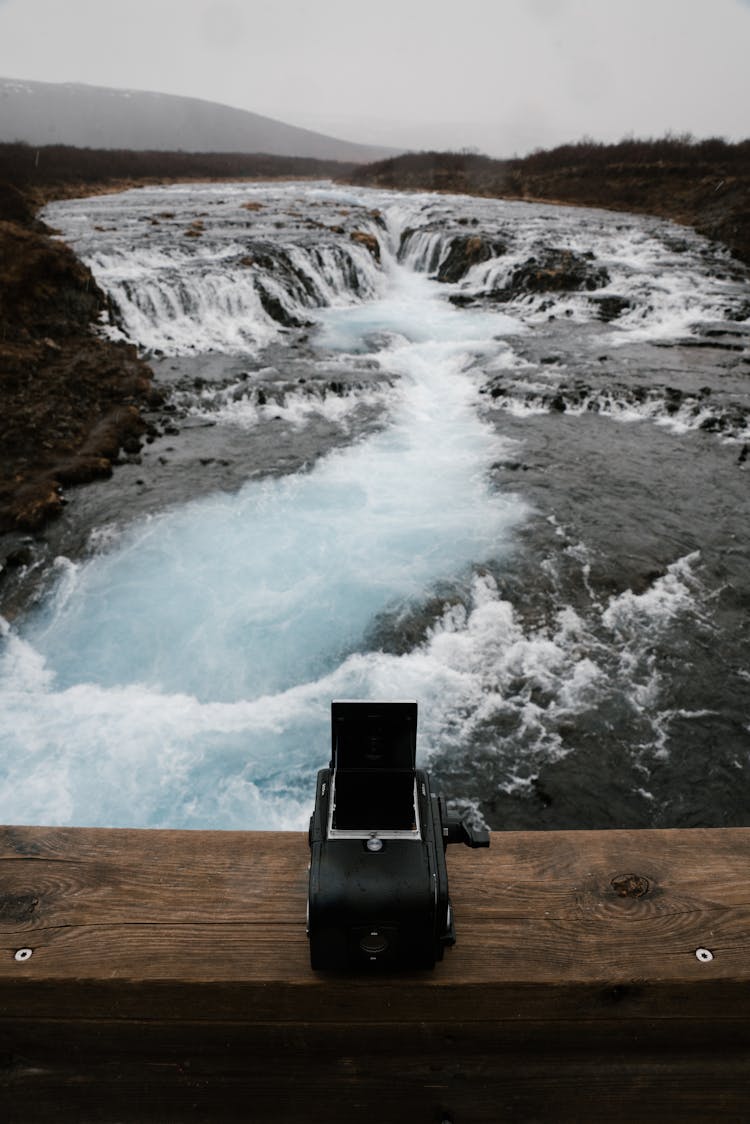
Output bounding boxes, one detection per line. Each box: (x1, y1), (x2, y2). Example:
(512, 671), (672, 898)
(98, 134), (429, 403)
(307, 700), (489, 970)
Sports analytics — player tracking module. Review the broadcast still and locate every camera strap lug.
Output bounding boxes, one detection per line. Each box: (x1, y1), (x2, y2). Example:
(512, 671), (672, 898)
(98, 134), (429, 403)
(443, 814), (490, 849)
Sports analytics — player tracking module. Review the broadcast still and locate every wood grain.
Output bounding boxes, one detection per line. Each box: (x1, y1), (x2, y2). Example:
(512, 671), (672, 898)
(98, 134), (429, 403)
(2, 825), (750, 1120)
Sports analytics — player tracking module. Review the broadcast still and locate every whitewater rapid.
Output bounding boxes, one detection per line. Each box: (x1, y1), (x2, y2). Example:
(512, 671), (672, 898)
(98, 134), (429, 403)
(1, 181), (748, 830)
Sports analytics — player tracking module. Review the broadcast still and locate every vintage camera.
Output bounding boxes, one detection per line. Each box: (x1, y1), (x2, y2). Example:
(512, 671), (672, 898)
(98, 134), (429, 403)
(307, 700), (489, 970)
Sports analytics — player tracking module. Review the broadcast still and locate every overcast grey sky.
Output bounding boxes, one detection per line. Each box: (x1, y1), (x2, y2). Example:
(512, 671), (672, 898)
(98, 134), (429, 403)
(0, 0), (748, 156)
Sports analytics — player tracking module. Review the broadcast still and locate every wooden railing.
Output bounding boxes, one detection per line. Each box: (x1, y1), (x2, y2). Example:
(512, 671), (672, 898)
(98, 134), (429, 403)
(1, 825), (749, 1121)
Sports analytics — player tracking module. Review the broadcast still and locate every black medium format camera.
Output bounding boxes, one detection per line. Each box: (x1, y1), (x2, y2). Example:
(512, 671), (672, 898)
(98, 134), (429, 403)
(307, 700), (489, 970)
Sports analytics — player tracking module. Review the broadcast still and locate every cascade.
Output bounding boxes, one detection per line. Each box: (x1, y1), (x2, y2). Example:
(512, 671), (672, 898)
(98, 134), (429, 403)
(1, 181), (748, 833)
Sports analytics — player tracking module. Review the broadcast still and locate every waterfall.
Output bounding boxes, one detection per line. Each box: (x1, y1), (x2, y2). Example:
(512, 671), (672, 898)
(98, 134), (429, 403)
(1, 180), (747, 833)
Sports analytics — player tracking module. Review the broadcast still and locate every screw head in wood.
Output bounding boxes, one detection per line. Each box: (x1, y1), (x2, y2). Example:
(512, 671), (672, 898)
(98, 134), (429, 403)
(695, 947), (714, 963)
(14, 948), (33, 962)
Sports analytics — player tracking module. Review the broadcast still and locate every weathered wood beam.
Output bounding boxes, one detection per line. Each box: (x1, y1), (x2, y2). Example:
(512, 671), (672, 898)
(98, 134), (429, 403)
(2, 825), (749, 1121)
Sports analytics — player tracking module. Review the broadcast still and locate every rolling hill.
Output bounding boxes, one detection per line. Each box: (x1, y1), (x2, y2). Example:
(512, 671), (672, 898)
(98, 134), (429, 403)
(0, 77), (398, 163)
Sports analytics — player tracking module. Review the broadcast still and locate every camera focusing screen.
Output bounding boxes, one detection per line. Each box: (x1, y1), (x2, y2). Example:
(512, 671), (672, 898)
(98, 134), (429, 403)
(329, 700), (418, 834)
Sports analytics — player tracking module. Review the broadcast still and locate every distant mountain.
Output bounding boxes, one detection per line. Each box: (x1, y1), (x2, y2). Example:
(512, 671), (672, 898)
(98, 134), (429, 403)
(0, 77), (399, 164)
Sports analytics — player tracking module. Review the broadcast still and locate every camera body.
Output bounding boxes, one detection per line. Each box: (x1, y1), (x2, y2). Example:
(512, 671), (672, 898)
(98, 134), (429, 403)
(307, 700), (489, 971)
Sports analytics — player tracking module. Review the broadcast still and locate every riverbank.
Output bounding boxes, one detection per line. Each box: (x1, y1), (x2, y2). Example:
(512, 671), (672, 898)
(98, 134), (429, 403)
(0, 182), (158, 539)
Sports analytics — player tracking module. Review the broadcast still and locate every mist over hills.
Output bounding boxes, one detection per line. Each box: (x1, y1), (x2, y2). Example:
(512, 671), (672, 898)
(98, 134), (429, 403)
(0, 77), (399, 163)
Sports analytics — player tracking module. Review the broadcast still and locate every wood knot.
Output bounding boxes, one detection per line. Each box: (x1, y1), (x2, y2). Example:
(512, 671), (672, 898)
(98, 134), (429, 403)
(611, 873), (650, 898)
(0, 894), (39, 922)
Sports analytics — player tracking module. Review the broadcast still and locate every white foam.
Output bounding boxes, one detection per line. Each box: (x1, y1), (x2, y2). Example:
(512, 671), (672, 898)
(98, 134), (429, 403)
(601, 552), (704, 637)
(0, 547), (709, 826)
(395, 194), (744, 344)
(193, 383), (392, 431)
(484, 387), (749, 442)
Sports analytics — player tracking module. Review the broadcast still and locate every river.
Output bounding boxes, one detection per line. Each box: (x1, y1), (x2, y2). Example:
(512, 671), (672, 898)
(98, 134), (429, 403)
(1, 181), (748, 830)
